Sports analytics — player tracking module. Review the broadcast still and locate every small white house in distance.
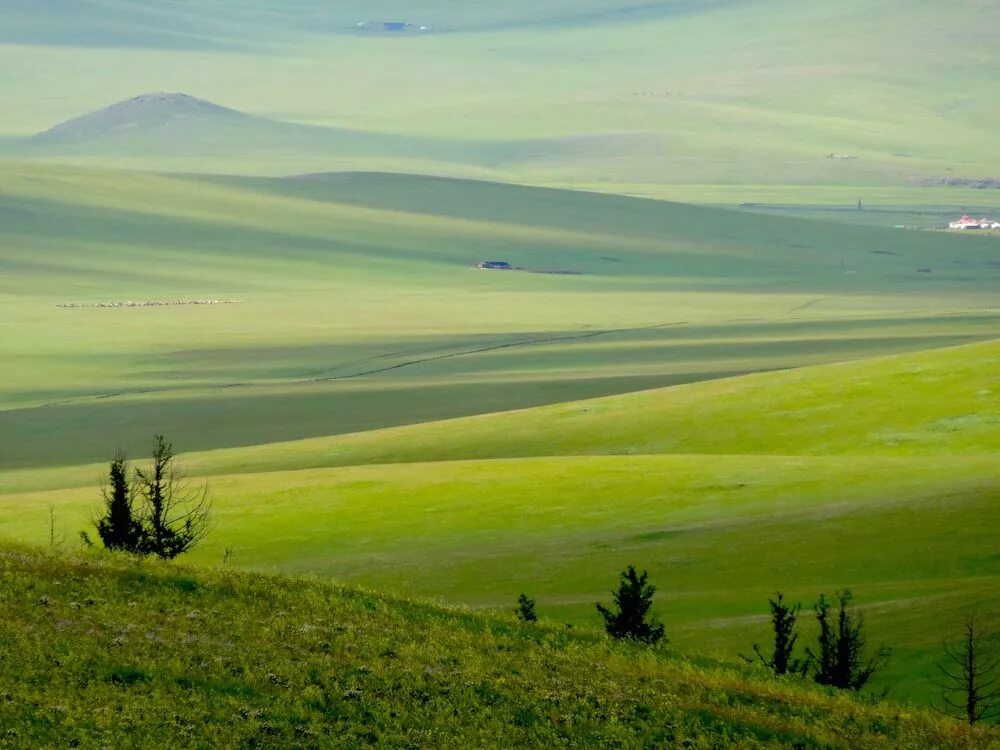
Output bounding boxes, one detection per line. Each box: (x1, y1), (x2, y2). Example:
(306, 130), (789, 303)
(949, 215), (999, 230)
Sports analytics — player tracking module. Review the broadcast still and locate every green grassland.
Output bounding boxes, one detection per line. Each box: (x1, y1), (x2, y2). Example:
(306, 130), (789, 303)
(3, 0), (1000, 738)
(5, 548), (997, 749)
(2, 163), (999, 469)
(2, 165), (998, 708)
(3, 338), (999, 705)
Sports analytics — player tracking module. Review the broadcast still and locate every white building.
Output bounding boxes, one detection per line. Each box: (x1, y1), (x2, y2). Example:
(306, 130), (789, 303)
(949, 215), (998, 230)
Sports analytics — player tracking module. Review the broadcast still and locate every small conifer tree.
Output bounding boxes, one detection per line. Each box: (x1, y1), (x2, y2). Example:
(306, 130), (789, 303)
(596, 565), (666, 645)
(743, 592), (806, 676)
(806, 590), (889, 691)
(95, 452), (143, 552)
(515, 593), (537, 622)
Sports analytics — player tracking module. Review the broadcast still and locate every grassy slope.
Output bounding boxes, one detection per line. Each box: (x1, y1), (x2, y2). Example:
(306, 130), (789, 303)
(181, 335), (1000, 469)
(3, 164), (998, 469)
(4, 340), (999, 704)
(1, 547), (996, 749)
(0, 1), (997, 189)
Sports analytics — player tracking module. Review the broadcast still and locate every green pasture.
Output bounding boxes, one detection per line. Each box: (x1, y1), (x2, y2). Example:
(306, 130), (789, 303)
(2, 164), (999, 469)
(3, 340), (999, 705)
(0, 165), (996, 708)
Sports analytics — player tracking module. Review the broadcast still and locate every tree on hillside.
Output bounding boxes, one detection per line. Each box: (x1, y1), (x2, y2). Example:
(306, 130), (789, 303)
(134, 435), (212, 559)
(596, 565), (666, 645)
(515, 593), (538, 622)
(806, 590), (889, 691)
(93, 436), (211, 559)
(935, 617), (1000, 725)
(95, 452), (143, 552)
(743, 592), (807, 676)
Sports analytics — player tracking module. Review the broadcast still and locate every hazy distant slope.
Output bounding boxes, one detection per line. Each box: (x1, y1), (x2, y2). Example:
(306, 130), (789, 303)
(9, 164), (1000, 291)
(0, 0), (236, 48)
(0, 0), (740, 47)
(3, 0), (997, 185)
(6, 93), (672, 177)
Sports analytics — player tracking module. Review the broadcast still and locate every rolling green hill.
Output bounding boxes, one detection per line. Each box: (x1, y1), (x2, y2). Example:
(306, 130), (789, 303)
(1, 546), (996, 748)
(2, 163), (999, 469)
(3, 339), (998, 705)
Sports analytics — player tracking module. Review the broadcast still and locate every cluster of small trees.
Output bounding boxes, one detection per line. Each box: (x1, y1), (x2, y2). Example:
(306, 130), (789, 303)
(746, 591), (999, 725)
(517, 569), (998, 726)
(91, 435), (212, 560)
(743, 590), (890, 691)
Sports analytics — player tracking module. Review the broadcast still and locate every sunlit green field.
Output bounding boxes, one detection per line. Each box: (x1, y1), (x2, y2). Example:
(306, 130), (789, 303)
(4, 337), (999, 704)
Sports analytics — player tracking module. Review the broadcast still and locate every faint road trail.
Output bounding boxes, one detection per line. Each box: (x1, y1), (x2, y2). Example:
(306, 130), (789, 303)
(308, 320), (692, 382)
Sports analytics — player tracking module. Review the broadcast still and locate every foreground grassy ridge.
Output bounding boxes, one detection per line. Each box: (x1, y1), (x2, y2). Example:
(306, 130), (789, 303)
(0, 548), (995, 749)
(7, 456), (998, 705)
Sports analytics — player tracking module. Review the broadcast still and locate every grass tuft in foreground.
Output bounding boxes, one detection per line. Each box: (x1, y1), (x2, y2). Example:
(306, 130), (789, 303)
(1, 546), (997, 748)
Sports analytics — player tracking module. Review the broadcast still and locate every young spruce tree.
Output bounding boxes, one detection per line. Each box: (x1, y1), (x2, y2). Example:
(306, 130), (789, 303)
(596, 565), (666, 645)
(743, 592), (806, 676)
(806, 590), (889, 691)
(515, 593), (538, 622)
(95, 452), (143, 552)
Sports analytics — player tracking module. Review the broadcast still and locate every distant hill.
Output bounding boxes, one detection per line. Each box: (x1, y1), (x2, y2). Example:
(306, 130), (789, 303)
(8, 93), (674, 177)
(1, 545), (992, 748)
(32, 92), (252, 144)
(21, 92), (373, 156)
(10, 92), (473, 169)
